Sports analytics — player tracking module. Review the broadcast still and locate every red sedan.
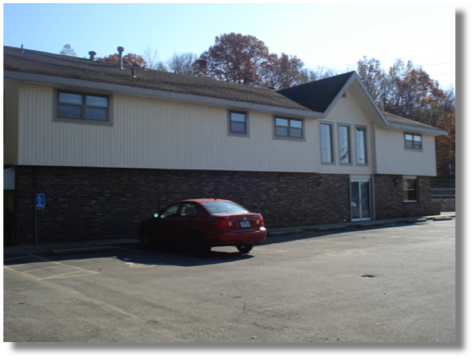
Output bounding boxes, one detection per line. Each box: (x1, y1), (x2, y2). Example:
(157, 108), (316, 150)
(137, 199), (267, 256)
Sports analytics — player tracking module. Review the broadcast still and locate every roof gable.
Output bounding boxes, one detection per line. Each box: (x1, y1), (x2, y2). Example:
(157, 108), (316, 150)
(277, 72), (355, 113)
(279, 72), (389, 127)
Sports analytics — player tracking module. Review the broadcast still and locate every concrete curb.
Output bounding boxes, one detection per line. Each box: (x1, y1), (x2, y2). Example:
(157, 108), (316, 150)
(50, 245), (116, 255)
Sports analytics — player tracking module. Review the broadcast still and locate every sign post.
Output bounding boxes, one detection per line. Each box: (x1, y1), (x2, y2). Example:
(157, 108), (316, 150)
(34, 193), (45, 246)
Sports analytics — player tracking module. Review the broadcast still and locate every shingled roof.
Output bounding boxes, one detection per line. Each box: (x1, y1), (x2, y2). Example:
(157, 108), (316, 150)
(4, 46), (309, 112)
(382, 111), (443, 132)
(4, 46), (446, 135)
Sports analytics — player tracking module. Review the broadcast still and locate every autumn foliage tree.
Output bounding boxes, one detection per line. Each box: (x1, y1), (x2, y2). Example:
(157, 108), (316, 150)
(97, 53), (147, 67)
(193, 33), (304, 89)
(260, 53), (304, 89)
(194, 33), (270, 86)
(357, 56), (386, 102)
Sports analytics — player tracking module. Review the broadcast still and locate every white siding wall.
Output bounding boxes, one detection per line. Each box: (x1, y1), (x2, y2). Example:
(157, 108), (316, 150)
(374, 127), (437, 176)
(17, 83), (320, 172)
(15, 82), (438, 176)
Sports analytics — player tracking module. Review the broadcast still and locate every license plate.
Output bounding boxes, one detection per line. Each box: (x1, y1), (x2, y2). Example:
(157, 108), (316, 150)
(239, 221), (251, 228)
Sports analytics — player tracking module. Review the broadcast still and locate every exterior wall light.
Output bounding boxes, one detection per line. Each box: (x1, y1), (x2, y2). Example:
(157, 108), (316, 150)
(393, 178), (400, 187)
(316, 175), (323, 187)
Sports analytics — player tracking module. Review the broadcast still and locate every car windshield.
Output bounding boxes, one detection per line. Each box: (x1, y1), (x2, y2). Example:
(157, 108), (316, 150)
(202, 201), (248, 215)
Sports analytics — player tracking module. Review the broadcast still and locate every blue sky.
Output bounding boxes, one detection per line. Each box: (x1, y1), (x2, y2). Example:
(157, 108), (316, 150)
(3, 2), (456, 90)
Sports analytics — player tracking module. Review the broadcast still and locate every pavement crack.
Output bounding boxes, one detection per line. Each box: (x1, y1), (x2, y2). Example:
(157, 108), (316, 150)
(242, 301), (249, 316)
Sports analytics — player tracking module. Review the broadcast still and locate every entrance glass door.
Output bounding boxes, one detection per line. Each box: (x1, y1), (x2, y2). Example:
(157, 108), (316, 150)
(351, 180), (371, 221)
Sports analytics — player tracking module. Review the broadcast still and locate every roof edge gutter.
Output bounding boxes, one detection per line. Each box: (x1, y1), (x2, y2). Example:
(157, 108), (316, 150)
(384, 122), (448, 136)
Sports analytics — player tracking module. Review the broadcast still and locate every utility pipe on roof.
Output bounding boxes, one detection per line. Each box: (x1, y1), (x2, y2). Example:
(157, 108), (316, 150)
(117, 46), (124, 69)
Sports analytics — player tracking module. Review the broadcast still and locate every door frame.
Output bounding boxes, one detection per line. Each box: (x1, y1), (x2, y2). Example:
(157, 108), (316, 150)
(350, 175), (373, 222)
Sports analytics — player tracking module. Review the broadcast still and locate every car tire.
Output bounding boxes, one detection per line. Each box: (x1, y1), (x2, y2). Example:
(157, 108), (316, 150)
(236, 245), (253, 254)
(141, 230), (154, 249)
(192, 233), (211, 257)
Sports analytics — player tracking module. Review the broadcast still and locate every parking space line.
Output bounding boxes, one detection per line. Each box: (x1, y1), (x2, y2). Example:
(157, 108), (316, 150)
(3, 254), (100, 280)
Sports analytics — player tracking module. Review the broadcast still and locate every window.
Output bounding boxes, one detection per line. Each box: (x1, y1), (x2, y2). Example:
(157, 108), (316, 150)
(320, 123), (334, 163)
(179, 203), (197, 217)
(403, 177), (418, 202)
(57, 91), (110, 123)
(230, 111), (247, 134)
(160, 204), (180, 218)
(275, 117), (303, 139)
(405, 133), (422, 150)
(338, 125), (351, 164)
(355, 126), (367, 165)
(202, 201), (248, 215)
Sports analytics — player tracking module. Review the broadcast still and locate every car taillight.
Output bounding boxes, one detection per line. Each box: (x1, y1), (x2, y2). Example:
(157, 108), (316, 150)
(215, 219), (233, 228)
(256, 216), (264, 226)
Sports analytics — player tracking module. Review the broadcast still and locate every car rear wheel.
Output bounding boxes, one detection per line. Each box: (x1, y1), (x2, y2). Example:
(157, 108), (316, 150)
(192, 233), (211, 257)
(236, 245), (253, 254)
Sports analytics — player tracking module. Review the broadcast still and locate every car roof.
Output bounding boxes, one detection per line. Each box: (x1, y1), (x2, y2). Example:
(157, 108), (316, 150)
(183, 199), (232, 204)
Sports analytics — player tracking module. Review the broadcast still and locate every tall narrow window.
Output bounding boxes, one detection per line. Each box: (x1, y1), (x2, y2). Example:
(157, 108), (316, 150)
(355, 126), (367, 165)
(339, 125), (351, 164)
(320, 123), (333, 163)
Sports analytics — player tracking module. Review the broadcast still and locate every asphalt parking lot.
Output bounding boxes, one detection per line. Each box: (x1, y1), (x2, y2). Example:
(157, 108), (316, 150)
(4, 217), (456, 343)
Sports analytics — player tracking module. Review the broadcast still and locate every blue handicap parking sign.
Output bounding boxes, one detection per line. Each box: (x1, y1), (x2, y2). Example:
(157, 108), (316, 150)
(36, 194), (45, 209)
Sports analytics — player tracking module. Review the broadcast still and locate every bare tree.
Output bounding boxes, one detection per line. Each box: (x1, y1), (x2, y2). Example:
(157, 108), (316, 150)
(142, 45), (159, 69)
(60, 44), (77, 57)
(296, 66), (337, 85)
(156, 62), (169, 72)
(168, 53), (197, 75)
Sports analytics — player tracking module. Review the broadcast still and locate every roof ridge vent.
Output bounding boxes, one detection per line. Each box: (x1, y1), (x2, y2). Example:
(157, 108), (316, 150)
(89, 51), (96, 61)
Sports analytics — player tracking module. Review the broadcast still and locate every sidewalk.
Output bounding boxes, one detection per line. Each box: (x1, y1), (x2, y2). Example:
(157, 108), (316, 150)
(4, 212), (455, 257)
(267, 212), (455, 236)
